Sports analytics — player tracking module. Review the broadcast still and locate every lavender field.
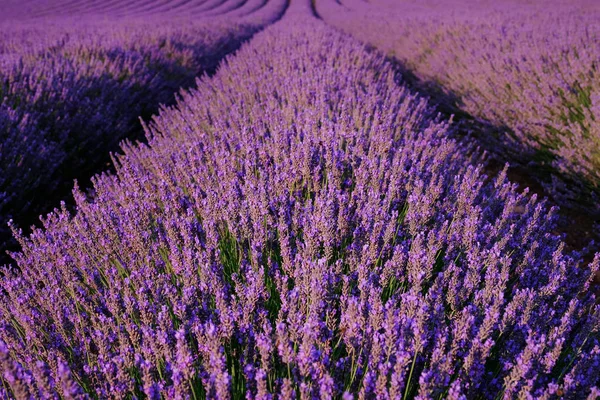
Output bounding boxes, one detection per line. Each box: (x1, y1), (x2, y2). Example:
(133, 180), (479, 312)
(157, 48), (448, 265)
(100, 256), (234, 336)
(0, 0), (599, 398)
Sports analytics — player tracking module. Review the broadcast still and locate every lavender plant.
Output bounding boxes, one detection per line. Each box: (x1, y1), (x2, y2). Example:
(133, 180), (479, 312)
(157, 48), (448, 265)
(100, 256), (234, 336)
(317, 0), (600, 210)
(0, 0), (286, 263)
(1, 10), (598, 398)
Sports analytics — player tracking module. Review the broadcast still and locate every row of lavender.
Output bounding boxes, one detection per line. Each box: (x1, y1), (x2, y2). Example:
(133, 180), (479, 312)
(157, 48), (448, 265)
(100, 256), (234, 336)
(1, 0), (275, 21)
(0, 0), (286, 263)
(1, 7), (598, 397)
(317, 0), (600, 212)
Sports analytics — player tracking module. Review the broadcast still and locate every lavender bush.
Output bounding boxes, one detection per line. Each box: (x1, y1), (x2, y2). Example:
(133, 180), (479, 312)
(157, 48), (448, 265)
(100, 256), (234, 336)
(0, 0), (286, 263)
(1, 7), (598, 397)
(317, 0), (600, 210)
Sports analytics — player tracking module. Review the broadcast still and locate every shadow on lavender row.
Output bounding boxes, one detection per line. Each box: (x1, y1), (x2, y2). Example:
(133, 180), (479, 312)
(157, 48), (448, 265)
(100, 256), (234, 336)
(373, 47), (600, 254)
(0, 27), (264, 267)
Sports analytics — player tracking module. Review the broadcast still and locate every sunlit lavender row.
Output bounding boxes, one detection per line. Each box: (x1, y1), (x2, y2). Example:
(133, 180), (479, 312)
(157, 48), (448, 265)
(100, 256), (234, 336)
(318, 0), (600, 210)
(0, 0), (286, 263)
(1, 6), (598, 397)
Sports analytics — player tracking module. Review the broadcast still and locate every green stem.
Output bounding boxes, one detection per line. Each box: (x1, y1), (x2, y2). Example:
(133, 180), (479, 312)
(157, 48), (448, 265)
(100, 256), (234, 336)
(404, 350), (419, 400)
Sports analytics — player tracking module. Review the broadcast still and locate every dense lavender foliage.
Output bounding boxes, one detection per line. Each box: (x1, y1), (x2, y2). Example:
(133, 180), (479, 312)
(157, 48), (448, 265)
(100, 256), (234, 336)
(0, 0), (286, 262)
(317, 0), (600, 210)
(1, 10), (598, 397)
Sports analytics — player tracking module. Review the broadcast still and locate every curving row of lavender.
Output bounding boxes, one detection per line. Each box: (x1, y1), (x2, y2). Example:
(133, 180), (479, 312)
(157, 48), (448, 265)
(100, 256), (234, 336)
(317, 0), (600, 211)
(1, 7), (599, 397)
(0, 0), (286, 263)
(1, 0), (279, 20)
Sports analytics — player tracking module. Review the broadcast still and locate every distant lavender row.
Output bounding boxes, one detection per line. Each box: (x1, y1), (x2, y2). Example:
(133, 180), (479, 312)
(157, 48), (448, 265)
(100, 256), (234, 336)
(0, 0), (286, 263)
(317, 0), (600, 209)
(0, 0), (278, 20)
(1, 13), (598, 398)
